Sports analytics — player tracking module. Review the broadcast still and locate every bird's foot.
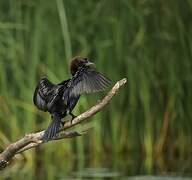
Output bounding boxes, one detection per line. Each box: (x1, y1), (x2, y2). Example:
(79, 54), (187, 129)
(61, 121), (65, 126)
(69, 113), (76, 124)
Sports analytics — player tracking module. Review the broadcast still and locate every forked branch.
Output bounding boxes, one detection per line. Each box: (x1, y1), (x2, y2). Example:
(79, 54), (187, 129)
(0, 78), (127, 170)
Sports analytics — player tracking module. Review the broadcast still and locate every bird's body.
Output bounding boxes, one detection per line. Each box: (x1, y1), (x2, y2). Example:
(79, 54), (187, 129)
(33, 57), (111, 141)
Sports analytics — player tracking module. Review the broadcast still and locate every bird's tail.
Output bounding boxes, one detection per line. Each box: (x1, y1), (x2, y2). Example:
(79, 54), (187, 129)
(43, 114), (61, 142)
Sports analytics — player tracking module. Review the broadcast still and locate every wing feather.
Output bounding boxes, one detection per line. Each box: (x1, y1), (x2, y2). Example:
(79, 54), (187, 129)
(64, 67), (111, 101)
(33, 77), (59, 111)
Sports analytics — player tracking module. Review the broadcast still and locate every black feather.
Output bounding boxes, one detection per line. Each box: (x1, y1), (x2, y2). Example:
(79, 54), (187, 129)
(33, 77), (66, 112)
(65, 67), (111, 99)
(43, 113), (61, 141)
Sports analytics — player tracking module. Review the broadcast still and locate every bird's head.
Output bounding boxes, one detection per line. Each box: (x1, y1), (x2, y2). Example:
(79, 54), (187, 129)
(70, 56), (94, 75)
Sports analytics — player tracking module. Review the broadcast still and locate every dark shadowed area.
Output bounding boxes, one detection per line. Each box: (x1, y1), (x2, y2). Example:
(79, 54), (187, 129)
(0, 0), (192, 179)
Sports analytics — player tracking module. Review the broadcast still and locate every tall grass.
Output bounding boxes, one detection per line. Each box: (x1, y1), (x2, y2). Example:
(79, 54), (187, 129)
(0, 0), (192, 179)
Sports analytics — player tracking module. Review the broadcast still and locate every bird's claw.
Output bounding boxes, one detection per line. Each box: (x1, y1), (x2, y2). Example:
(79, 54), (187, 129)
(70, 114), (76, 124)
(61, 121), (65, 126)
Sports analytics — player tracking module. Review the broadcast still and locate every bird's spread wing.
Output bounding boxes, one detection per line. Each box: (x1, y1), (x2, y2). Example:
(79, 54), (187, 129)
(33, 77), (61, 111)
(63, 67), (111, 102)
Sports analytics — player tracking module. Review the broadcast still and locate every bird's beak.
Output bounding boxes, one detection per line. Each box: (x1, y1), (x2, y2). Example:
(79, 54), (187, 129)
(85, 61), (95, 67)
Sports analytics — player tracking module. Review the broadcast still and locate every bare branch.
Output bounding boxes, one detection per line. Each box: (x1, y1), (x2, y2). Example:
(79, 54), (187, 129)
(0, 78), (127, 170)
(17, 127), (92, 154)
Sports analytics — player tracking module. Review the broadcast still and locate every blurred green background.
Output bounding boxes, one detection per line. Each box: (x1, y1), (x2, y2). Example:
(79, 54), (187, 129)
(0, 0), (192, 179)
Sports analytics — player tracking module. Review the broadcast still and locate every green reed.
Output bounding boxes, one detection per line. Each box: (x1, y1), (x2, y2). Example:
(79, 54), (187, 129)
(0, 0), (192, 179)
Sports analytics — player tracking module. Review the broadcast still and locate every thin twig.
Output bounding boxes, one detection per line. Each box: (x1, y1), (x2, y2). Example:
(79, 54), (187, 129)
(17, 127), (92, 154)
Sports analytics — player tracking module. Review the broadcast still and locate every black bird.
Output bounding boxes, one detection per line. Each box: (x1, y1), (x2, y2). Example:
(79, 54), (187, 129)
(33, 57), (111, 141)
